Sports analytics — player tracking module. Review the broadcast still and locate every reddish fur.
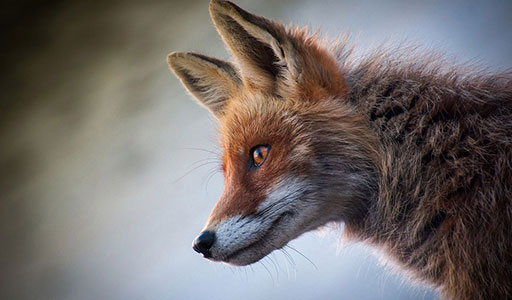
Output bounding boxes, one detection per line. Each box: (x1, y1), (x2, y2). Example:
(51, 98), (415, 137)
(207, 88), (379, 223)
(168, 1), (512, 299)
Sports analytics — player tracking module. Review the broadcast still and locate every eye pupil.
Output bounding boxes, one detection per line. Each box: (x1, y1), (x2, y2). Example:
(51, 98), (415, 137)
(251, 145), (270, 167)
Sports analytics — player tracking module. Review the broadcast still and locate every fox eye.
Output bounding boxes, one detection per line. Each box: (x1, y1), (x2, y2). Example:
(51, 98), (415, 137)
(251, 145), (270, 167)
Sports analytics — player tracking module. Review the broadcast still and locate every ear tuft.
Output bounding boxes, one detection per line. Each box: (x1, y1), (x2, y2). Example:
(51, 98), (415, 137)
(167, 51), (240, 117)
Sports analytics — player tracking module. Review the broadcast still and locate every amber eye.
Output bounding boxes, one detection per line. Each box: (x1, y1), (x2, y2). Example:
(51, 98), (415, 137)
(251, 145), (270, 167)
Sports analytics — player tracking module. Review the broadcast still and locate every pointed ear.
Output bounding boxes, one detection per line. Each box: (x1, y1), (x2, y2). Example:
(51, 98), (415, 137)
(167, 52), (241, 117)
(209, 0), (294, 90)
(209, 0), (347, 98)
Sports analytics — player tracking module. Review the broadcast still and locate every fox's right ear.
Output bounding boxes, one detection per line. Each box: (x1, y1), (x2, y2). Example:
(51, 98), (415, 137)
(167, 52), (241, 117)
(209, 0), (347, 99)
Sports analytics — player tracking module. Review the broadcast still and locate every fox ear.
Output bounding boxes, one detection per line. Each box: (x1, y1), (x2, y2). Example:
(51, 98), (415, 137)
(209, 0), (347, 98)
(209, 0), (295, 90)
(167, 52), (241, 117)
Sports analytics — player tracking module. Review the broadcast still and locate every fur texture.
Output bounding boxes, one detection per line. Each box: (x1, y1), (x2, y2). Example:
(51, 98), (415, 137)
(167, 1), (512, 299)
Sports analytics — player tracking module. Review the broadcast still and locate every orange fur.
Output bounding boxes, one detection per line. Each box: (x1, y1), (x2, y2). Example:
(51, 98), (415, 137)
(168, 1), (512, 299)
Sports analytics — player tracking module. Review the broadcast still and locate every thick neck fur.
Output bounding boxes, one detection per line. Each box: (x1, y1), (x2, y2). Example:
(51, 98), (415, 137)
(341, 49), (512, 300)
(169, 2), (512, 297)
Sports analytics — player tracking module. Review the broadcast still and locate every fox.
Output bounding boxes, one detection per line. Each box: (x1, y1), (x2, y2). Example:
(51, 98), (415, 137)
(167, 1), (512, 299)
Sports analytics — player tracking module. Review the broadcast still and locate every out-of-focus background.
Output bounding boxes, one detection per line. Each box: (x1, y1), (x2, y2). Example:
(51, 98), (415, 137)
(1, 0), (510, 299)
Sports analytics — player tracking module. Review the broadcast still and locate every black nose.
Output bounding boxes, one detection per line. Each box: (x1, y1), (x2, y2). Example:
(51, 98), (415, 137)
(192, 231), (215, 258)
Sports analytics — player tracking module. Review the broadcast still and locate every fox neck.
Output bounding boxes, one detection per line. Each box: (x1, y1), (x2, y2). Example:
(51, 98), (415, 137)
(339, 66), (449, 288)
(344, 65), (442, 237)
(344, 58), (512, 292)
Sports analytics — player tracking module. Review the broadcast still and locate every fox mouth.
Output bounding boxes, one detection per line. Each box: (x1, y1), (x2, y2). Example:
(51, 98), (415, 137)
(224, 211), (294, 265)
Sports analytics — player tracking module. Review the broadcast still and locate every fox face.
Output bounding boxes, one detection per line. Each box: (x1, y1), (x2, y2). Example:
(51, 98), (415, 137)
(168, 0), (379, 266)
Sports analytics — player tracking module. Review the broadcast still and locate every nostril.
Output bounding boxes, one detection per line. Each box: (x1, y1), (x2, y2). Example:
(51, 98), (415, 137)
(192, 231), (215, 258)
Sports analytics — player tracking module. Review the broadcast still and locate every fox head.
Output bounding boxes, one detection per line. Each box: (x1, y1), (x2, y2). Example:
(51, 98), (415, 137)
(168, 0), (379, 266)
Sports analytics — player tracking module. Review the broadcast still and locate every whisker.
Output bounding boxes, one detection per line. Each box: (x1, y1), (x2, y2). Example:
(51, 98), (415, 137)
(286, 245), (318, 270)
(185, 156), (221, 172)
(281, 248), (296, 267)
(204, 168), (222, 193)
(172, 161), (219, 183)
(272, 251), (290, 278)
(180, 147), (220, 156)
(266, 253), (280, 283)
(259, 260), (275, 285)
(189, 156), (220, 165)
(280, 248), (297, 280)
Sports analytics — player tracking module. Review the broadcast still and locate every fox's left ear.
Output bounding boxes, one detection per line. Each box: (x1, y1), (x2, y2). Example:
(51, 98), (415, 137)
(167, 52), (241, 117)
(209, 0), (347, 99)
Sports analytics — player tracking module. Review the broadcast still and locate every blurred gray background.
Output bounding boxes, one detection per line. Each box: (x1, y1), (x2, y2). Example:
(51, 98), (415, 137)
(1, 0), (511, 299)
